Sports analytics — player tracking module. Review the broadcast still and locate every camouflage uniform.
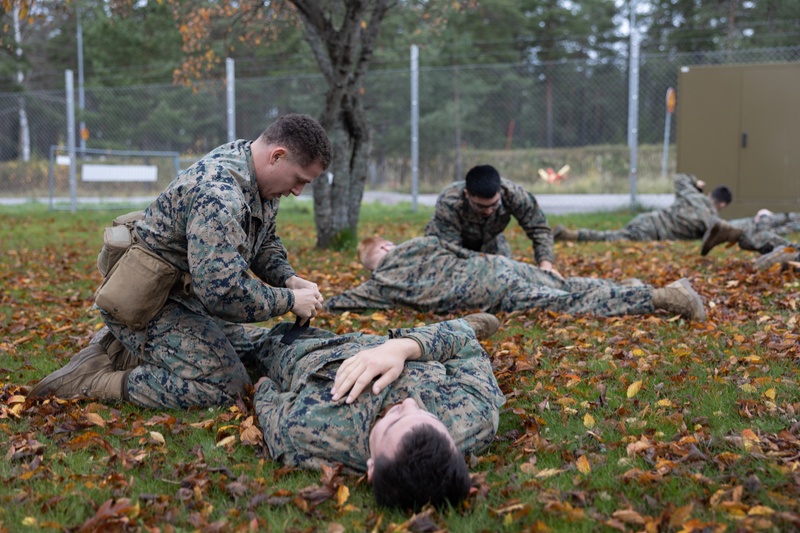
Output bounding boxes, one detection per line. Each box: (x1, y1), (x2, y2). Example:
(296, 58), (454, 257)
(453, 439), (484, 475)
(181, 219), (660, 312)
(325, 236), (656, 317)
(577, 174), (718, 241)
(728, 212), (800, 253)
(253, 318), (505, 474)
(424, 177), (555, 264)
(101, 140), (298, 409)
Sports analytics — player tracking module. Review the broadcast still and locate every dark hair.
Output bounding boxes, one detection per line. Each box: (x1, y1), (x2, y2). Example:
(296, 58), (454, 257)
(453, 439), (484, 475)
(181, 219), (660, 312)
(259, 113), (332, 169)
(371, 424), (471, 511)
(465, 165), (501, 198)
(710, 185), (733, 205)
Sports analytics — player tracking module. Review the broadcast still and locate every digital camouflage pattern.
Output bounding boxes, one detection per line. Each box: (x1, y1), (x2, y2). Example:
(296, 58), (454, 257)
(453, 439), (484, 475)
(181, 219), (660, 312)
(103, 301), (257, 408)
(424, 177), (555, 264)
(253, 318), (505, 474)
(577, 174), (718, 242)
(729, 212), (800, 253)
(134, 140), (296, 321)
(324, 236), (656, 317)
(101, 140), (299, 408)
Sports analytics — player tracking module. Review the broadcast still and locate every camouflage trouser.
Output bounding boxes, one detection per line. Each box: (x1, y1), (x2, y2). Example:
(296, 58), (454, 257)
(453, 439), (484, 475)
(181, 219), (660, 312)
(735, 213), (800, 254)
(102, 300), (264, 409)
(498, 265), (656, 317)
(577, 213), (660, 242)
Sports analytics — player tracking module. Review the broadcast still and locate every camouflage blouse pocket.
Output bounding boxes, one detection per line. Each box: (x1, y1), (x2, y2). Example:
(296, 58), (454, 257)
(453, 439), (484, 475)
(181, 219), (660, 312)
(95, 245), (179, 330)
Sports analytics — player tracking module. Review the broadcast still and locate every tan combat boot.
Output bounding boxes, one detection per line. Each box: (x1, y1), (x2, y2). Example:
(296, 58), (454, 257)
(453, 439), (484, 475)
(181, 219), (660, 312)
(91, 327), (141, 371)
(754, 246), (799, 271)
(462, 313), (501, 340)
(552, 224), (579, 242)
(701, 221), (742, 256)
(28, 343), (131, 401)
(652, 278), (707, 321)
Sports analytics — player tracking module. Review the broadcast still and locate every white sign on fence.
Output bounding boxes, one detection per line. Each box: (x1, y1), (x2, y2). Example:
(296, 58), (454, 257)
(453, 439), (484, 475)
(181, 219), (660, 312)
(81, 164), (158, 182)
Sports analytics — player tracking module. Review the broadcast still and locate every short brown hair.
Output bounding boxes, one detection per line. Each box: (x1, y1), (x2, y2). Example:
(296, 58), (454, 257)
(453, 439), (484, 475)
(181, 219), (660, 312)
(259, 113), (332, 169)
(371, 424), (471, 511)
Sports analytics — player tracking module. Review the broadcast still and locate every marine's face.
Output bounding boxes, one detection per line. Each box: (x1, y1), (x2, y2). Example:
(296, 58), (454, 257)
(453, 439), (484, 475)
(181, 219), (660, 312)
(367, 398), (452, 470)
(257, 147), (324, 201)
(464, 190), (502, 218)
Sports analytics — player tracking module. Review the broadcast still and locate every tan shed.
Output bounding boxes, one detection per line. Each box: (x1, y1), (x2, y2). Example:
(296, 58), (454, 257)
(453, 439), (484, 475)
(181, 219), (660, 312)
(676, 62), (800, 219)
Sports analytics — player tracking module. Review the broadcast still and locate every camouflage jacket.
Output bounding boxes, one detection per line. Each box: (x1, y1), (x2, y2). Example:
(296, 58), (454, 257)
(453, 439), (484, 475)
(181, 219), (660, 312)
(133, 140), (296, 322)
(646, 173), (719, 240)
(424, 177), (555, 264)
(253, 319), (505, 474)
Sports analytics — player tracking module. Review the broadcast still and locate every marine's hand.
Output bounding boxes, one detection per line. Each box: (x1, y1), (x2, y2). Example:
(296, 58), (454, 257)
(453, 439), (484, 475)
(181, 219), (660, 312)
(696, 179), (706, 191)
(291, 288), (323, 321)
(539, 261), (565, 281)
(331, 339), (420, 404)
(286, 275), (323, 300)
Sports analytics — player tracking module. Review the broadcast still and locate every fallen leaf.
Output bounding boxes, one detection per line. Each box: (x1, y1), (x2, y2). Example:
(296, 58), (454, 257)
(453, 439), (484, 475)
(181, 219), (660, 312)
(576, 455), (591, 474)
(612, 509), (645, 524)
(84, 412), (105, 427)
(336, 485), (349, 506)
(627, 380), (642, 398)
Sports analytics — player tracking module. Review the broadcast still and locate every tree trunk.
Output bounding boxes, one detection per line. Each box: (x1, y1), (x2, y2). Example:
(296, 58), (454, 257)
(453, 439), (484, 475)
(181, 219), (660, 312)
(17, 96), (30, 162)
(291, 0), (390, 249)
(313, 93), (371, 248)
(13, 0), (31, 162)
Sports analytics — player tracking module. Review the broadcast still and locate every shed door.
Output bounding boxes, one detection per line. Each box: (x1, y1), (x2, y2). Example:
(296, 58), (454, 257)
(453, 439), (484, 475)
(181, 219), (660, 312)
(676, 67), (741, 189)
(738, 67), (800, 201)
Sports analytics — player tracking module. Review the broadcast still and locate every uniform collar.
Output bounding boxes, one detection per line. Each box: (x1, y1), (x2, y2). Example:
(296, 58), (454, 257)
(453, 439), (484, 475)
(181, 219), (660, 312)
(243, 140), (272, 222)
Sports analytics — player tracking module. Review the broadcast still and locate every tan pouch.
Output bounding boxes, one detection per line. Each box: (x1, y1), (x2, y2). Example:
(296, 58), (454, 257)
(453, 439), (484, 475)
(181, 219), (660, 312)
(97, 225), (134, 277)
(95, 245), (179, 330)
(96, 211), (144, 277)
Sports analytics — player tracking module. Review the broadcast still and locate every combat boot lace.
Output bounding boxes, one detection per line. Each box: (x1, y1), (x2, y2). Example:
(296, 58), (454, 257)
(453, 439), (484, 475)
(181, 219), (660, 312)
(462, 313), (501, 340)
(701, 221), (742, 256)
(652, 278), (707, 322)
(91, 327), (141, 371)
(28, 343), (130, 400)
(552, 224), (578, 242)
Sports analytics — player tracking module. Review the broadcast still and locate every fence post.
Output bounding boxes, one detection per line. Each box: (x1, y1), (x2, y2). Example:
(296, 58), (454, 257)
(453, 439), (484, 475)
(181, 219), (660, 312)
(661, 87), (676, 178)
(410, 45), (419, 212)
(226, 58), (236, 143)
(48, 145), (55, 210)
(627, 1), (640, 208)
(77, 6), (87, 154)
(66, 69), (77, 213)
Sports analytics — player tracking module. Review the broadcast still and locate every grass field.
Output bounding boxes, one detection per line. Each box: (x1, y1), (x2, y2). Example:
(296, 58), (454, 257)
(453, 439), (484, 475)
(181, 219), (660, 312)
(1, 201), (799, 532)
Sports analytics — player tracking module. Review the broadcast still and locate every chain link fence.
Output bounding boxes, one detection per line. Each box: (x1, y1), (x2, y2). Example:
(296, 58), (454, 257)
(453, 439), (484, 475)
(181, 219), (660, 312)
(1, 46), (798, 206)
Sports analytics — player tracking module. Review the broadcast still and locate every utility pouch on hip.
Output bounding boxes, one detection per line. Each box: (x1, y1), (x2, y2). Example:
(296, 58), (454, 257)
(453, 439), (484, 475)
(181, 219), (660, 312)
(95, 244), (179, 330)
(97, 211), (144, 278)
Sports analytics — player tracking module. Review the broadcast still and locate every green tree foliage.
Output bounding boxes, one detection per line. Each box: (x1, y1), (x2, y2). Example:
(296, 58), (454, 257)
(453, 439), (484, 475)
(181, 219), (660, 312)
(644, 0), (800, 53)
